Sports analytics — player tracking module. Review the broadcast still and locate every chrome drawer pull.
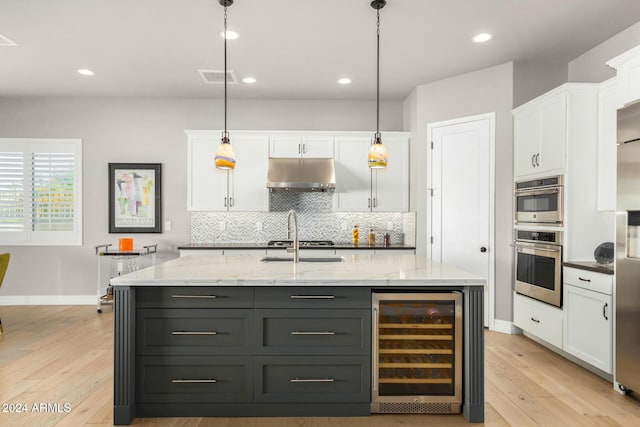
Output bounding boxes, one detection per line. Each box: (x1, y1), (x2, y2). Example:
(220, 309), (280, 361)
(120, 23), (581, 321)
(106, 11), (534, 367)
(172, 379), (217, 383)
(578, 277), (591, 283)
(171, 295), (217, 299)
(290, 295), (335, 299)
(290, 378), (335, 383)
(291, 331), (336, 335)
(172, 331), (218, 335)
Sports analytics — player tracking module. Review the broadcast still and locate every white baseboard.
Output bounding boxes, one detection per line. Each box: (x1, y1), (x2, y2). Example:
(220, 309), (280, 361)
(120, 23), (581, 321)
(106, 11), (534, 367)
(492, 319), (522, 335)
(0, 295), (96, 306)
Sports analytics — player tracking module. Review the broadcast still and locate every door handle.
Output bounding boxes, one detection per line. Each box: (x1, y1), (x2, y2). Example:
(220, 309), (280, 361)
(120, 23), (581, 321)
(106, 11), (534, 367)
(224, 197), (228, 207)
(368, 198), (371, 208)
(298, 143), (301, 154)
(535, 153), (540, 167)
(480, 247), (487, 253)
(532, 154), (536, 167)
(603, 302), (608, 320)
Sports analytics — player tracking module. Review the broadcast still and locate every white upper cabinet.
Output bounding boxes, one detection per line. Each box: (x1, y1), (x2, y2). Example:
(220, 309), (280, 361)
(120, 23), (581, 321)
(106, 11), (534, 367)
(333, 136), (372, 211)
(597, 78), (617, 211)
(513, 90), (567, 179)
(269, 134), (334, 158)
(333, 133), (409, 212)
(607, 44), (640, 108)
(186, 130), (269, 211)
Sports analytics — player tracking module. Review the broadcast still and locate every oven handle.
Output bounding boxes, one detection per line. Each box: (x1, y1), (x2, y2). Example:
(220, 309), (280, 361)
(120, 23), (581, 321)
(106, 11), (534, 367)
(515, 186), (562, 196)
(514, 241), (562, 254)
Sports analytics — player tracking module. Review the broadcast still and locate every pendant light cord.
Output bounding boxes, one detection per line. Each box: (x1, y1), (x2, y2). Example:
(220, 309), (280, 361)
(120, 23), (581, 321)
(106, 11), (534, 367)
(223, 5), (229, 143)
(375, 8), (381, 143)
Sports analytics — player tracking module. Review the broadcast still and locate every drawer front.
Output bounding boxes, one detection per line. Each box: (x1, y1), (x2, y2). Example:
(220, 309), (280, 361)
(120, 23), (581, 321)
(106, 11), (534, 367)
(255, 309), (371, 355)
(563, 267), (612, 295)
(136, 309), (252, 355)
(254, 356), (370, 402)
(513, 293), (563, 348)
(255, 287), (370, 309)
(136, 356), (252, 403)
(136, 287), (254, 308)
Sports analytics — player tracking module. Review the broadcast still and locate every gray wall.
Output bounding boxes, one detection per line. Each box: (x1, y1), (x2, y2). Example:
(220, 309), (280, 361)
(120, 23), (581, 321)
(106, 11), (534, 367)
(513, 61), (568, 107)
(569, 21), (640, 83)
(403, 62), (515, 322)
(0, 97), (403, 298)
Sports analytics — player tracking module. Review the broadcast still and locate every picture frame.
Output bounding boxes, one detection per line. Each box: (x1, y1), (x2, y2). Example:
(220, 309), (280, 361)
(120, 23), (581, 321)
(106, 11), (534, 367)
(108, 163), (162, 233)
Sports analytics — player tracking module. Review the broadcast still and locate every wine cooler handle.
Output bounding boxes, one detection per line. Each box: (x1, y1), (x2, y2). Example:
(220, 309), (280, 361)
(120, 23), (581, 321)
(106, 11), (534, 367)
(373, 307), (379, 392)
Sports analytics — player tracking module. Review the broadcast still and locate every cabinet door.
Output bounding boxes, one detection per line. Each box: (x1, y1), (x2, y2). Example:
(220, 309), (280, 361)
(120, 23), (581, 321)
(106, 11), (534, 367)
(514, 107), (540, 178)
(597, 79), (617, 211)
(563, 284), (612, 373)
(372, 135), (409, 211)
(187, 132), (229, 211)
(300, 136), (334, 158)
(269, 135), (303, 158)
(538, 92), (567, 174)
(229, 133), (269, 211)
(333, 137), (372, 211)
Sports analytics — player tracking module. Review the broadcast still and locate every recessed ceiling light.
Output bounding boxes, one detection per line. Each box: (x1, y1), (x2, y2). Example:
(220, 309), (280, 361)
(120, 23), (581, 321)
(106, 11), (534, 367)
(338, 78), (352, 85)
(242, 77), (256, 84)
(472, 33), (493, 43)
(77, 68), (95, 76)
(220, 30), (238, 40)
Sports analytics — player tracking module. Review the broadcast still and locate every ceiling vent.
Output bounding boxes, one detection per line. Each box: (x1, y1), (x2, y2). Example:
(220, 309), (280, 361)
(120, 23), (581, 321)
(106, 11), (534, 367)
(199, 69), (238, 84)
(0, 33), (17, 46)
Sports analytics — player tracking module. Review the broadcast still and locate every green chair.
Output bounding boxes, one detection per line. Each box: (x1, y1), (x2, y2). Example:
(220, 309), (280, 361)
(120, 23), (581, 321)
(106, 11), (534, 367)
(0, 253), (10, 334)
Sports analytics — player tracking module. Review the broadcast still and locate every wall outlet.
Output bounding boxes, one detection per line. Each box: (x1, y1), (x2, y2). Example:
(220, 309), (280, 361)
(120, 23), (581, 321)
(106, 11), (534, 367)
(387, 221), (394, 231)
(165, 221), (172, 231)
(256, 221), (263, 231)
(219, 221), (226, 231)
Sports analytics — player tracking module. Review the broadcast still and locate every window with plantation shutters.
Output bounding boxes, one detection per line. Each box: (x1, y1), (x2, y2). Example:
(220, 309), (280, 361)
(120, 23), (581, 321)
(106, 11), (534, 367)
(0, 139), (82, 245)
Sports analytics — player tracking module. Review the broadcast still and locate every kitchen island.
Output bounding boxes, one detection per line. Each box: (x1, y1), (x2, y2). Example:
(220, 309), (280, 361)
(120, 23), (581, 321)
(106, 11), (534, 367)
(110, 254), (485, 424)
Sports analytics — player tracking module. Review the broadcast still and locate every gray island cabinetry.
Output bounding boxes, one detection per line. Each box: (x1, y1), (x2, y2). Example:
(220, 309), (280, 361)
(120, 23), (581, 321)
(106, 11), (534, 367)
(111, 254), (485, 425)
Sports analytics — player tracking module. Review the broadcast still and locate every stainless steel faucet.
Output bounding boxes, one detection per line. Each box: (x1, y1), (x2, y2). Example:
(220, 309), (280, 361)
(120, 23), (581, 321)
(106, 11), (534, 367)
(286, 210), (300, 263)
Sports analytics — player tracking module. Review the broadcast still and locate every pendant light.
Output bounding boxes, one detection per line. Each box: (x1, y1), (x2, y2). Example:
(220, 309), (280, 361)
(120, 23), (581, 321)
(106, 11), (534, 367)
(214, 0), (236, 170)
(368, 0), (388, 169)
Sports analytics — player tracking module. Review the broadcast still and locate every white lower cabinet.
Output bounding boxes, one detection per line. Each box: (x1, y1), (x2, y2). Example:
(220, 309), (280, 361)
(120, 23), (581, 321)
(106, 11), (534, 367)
(562, 268), (613, 374)
(513, 292), (563, 349)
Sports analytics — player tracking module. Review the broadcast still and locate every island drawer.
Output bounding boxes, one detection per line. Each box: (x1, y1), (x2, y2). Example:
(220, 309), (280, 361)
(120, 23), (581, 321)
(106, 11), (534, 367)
(136, 309), (252, 355)
(255, 287), (370, 309)
(136, 287), (254, 308)
(136, 355), (253, 403)
(254, 355), (370, 403)
(255, 309), (371, 355)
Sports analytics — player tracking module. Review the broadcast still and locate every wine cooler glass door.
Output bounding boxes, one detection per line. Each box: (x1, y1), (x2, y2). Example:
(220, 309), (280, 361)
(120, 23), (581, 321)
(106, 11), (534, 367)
(372, 292), (462, 405)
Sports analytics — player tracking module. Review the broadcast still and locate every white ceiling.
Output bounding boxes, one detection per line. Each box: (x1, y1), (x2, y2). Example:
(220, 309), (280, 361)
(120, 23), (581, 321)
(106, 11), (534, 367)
(1, 0), (640, 101)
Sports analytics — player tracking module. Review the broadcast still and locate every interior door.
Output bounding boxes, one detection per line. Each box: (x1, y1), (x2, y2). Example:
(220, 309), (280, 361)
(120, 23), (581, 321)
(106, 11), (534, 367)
(431, 117), (491, 327)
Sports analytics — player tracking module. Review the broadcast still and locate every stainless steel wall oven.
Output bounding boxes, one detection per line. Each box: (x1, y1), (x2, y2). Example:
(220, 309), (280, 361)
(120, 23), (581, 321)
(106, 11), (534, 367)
(371, 292), (462, 414)
(515, 175), (564, 225)
(514, 230), (563, 307)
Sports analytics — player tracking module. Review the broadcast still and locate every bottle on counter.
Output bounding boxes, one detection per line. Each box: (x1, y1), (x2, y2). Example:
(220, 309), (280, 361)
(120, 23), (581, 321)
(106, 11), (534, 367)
(384, 232), (391, 247)
(351, 225), (359, 246)
(367, 228), (376, 246)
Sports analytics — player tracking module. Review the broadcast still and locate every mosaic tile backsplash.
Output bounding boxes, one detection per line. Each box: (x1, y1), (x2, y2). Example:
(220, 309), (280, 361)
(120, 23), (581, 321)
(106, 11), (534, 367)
(191, 192), (415, 245)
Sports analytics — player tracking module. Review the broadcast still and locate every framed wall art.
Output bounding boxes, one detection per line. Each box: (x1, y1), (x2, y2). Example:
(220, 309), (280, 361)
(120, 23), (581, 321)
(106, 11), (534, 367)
(108, 163), (162, 233)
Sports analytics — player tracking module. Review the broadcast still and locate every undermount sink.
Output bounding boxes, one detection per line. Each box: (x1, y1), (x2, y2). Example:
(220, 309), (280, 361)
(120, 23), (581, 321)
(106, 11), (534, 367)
(260, 256), (345, 263)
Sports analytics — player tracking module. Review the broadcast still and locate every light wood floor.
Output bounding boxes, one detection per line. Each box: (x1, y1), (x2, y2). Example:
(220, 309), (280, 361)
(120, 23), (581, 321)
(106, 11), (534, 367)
(1, 306), (639, 426)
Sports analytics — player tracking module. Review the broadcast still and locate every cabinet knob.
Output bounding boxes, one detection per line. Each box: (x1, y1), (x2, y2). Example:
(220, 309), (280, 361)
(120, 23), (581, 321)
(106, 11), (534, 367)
(480, 247), (487, 253)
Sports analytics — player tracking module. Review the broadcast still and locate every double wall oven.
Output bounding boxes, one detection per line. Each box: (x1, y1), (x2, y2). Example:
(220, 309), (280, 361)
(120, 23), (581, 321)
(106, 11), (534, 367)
(514, 176), (564, 307)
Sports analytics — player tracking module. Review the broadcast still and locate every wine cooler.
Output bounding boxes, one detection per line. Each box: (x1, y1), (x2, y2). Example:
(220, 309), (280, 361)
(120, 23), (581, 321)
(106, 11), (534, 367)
(371, 292), (462, 414)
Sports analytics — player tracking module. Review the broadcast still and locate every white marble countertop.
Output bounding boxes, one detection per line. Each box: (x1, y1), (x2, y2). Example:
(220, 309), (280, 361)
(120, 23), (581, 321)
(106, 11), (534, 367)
(110, 254), (485, 287)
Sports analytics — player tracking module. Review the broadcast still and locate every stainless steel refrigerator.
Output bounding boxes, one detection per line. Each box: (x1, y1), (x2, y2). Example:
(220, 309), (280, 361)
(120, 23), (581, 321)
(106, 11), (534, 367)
(616, 101), (640, 393)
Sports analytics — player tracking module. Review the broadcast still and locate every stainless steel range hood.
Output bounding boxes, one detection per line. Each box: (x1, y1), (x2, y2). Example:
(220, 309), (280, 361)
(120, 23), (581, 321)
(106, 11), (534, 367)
(266, 158), (336, 192)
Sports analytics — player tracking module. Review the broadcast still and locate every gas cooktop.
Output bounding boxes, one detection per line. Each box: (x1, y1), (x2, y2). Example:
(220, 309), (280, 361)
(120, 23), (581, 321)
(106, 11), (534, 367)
(267, 240), (335, 247)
